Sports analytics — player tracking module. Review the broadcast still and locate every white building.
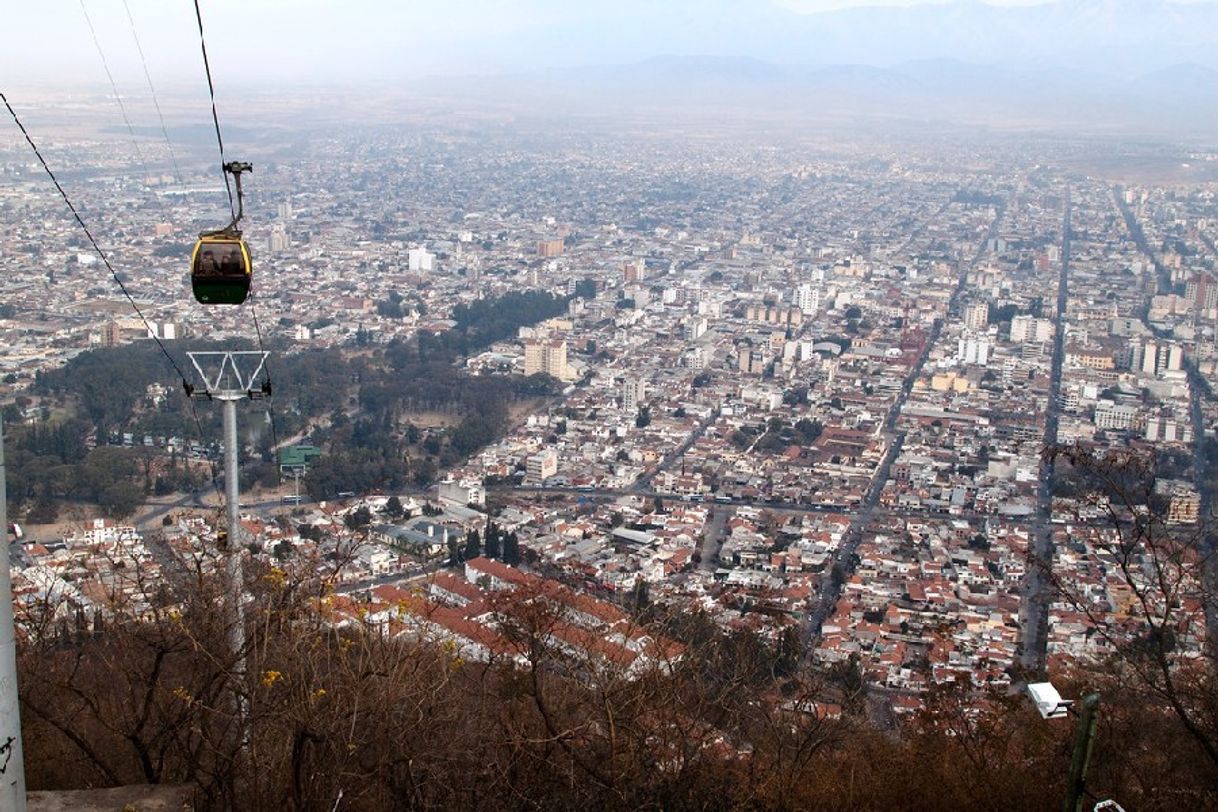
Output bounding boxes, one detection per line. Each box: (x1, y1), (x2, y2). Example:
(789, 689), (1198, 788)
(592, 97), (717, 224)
(1145, 416), (1192, 443)
(526, 449), (558, 483)
(408, 246), (434, 272)
(147, 322), (177, 340)
(1094, 400), (1138, 431)
(269, 224), (291, 252)
(1010, 315), (1053, 343)
(1167, 344), (1184, 372)
(1131, 340), (1184, 376)
(1140, 341), (1159, 375)
(957, 337), (990, 367)
(793, 283), (820, 316)
(438, 479), (487, 507)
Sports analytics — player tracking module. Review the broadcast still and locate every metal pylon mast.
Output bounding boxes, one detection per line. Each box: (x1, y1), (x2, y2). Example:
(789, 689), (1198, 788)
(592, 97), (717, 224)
(186, 350), (270, 743)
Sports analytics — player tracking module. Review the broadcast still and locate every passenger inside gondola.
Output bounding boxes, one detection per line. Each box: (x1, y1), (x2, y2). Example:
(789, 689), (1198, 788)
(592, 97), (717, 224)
(219, 246), (244, 276)
(197, 249), (219, 276)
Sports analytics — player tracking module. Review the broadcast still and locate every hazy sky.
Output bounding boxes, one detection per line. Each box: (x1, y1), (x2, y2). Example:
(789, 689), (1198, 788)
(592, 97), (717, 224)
(3, 0), (1218, 93)
(780, 0), (1049, 8)
(779, 0), (1217, 7)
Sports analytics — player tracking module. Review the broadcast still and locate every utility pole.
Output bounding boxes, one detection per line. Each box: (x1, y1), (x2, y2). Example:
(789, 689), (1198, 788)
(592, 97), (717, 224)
(0, 418), (27, 810)
(186, 351), (269, 747)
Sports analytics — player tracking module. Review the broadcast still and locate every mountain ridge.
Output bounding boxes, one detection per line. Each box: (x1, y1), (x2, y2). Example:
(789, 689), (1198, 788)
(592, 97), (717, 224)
(424, 51), (1218, 138)
(444, 0), (1218, 78)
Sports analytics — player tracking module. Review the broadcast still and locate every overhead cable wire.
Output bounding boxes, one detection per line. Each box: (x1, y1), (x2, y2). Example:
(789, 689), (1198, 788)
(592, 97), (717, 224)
(3, 91), (187, 382)
(1, 90), (219, 490)
(191, 0), (235, 221)
(77, 0), (170, 223)
(121, 0), (183, 184)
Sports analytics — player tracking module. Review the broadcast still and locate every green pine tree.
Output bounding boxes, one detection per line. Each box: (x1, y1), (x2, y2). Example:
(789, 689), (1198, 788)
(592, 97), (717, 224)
(463, 528), (482, 561)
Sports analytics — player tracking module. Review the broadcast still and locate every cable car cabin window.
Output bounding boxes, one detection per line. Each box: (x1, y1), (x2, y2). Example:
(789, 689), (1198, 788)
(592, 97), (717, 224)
(192, 238), (251, 305)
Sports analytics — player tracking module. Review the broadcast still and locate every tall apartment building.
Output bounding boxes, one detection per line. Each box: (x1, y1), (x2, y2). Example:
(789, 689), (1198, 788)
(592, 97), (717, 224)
(269, 224), (291, 252)
(684, 317), (708, 341)
(963, 302), (989, 331)
(737, 347), (769, 375)
(1145, 417), (1192, 444)
(537, 238), (564, 258)
(523, 340), (544, 375)
(793, 283), (820, 315)
(745, 304), (803, 326)
(1168, 343), (1185, 372)
(1187, 272), (1218, 312)
(1131, 340), (1184, 376)
(622, 377), (647, 413)
(525, 449), (558, 484)
(1010, 315), (1053, 343)
(624, 286), (651, 307)
(523, 339), (572, 381)
(408, 246), (434, 272)
(957, 337), (990, 366)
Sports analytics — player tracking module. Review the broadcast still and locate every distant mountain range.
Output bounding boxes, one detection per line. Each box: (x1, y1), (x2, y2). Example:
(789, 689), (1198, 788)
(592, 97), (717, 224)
(426, 53), (1218, 138)
(446, 0), (1218, 77)
(408, 0), (1218, 137)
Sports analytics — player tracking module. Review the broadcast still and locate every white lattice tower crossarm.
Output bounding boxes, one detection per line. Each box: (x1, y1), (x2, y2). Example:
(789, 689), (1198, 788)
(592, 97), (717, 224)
(187, 350), (269, 395)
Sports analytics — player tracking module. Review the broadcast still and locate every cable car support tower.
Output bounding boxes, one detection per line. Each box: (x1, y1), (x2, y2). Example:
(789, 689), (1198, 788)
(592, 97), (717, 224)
(185, 350), (270, 730)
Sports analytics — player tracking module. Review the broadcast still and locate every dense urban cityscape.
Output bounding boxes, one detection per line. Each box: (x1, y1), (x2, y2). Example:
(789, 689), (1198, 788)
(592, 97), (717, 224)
(5, 110), (1217, 703)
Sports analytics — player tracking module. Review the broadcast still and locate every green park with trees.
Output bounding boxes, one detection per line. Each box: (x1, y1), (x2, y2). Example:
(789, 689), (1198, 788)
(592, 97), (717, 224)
(4, 289), (574, 519)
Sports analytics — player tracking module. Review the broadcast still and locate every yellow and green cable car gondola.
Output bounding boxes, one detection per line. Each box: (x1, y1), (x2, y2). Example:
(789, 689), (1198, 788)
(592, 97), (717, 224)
(191, 235), (251, 304)
(191, 161), (253, 305)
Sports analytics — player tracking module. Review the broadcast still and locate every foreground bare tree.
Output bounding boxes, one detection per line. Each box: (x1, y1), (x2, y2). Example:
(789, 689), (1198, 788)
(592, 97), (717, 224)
(1043, 444), (1218, 790)
(15, 523), (1216, 809)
